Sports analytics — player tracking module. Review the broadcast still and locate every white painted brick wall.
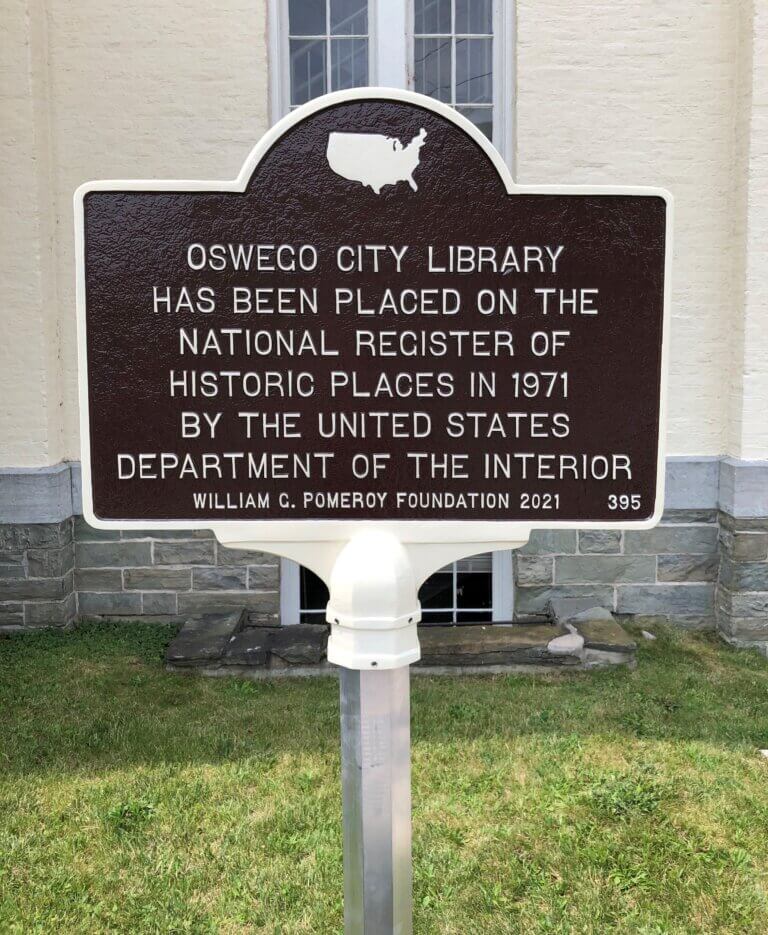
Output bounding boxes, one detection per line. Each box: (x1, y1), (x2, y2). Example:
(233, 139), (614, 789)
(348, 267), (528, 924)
(516, 0), (750, 456)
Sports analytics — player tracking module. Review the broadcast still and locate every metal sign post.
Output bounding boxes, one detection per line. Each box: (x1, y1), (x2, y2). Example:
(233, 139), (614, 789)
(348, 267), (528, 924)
(74, 87), (672, 934)
(339, 666), (412, 934)
(325, 531), (420, 934)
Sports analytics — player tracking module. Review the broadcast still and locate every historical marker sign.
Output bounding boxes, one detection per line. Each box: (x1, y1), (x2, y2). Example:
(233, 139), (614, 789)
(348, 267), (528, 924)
(76, 89), (671, 538)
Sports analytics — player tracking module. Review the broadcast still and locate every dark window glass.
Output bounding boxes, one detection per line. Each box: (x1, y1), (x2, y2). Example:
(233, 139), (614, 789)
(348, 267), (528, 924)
(456, 37), (492, 104)
(455, 106), (492, 139)
(289, 0), (326, 35)
(414, 0), (451, 35)
(290, 39), (327, 105)
(456, 571), (492, 609)
(414, 38), (452, 103)
(421, 611), (455, 624)
(455, 0), (492, 34)
(300, 567), (329, 611)
(331, 0), (367, 35)
(331, 37), (368, 90)
(414, 1), (494, 142)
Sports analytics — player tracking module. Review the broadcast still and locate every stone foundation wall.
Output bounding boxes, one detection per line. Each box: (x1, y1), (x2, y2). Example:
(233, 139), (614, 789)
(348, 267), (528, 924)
(0, 516), (280, 631)
(514, 509), (720, 629)
(716, 512), (768, 650)
(0, 520), (75, 628)
(72, 518), (280, 625)
(2, 499), (767, 659)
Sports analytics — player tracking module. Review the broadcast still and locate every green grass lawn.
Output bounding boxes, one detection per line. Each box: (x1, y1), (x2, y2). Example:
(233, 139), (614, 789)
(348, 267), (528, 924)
(1, 624), (768, 933)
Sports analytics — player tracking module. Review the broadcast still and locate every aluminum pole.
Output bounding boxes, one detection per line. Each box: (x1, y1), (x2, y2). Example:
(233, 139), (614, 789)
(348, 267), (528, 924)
(339, 666), (412, 935)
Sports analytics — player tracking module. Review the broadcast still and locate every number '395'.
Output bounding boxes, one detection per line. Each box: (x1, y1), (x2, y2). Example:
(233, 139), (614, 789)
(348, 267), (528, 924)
(608, 494), (642, 510)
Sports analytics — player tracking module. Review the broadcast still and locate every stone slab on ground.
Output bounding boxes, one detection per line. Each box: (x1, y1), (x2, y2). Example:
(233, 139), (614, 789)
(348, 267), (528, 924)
(165, 607), (635, 674)
(268, 624), (328, 664)
(418, 622), (583, 667)
(223, 628), (271, 667)
(547, 599), (637, 666)
(166, 613), (328, 669)
(165, 610), (246, 666)
(569, 608), (637, 653)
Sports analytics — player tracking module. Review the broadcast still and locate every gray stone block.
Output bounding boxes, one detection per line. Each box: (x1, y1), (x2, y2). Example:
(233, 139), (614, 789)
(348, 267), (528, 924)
(0, 564), (25, 579)
(570, 611), (636, 653)
(718, 558), (768, 591)
(27, 543), (75, 578)
(617, 584), (714, 615)
(578, 530), (622, 554)
(664, 456), (719, 510)
(247, 611), (281, 627)
(216, 545), (280, 566)
(269, 624), (328, 664)
(74, 568), (123, 591)
(223, 629), (271, 666)
(178, 591), (279, 615)
(142, 592), (178, 615)
(624, 526), (718, 555)
(514, 555), (553, 586)
(76, 540), (152, 568)
(70, 462), (82, 515)
(0, 520), (71, 550)
(192, 566), (247, 591)
(166, 610), (246, 664)
(555, 555), (655, 584)
(0, 574), (72, 600)
(0, 464), (73, 523)
(24, 593), (77, 626)
(657, 554), (719, 582)
(0, 603), (24, 627)
(661, 509), (717, 524)
(718, 588), (768, 618)
(518, 530), (577, 555)
(719, 616), (768, 641)
(718, 512), (768, 533)
(548, 597), (610, 620)
(515, 585), (614, 615)
(247, 565), (280, 589)
(154, 540), (216, 566)
(719, 458), (768, 518)
(79, 591), (143, 615)
(0, 550), (24, 566)
(73, 515), (121, 541)
(123, 567), (192, 591)
(719, 528), (768, 562)
(121, 528), (214, 540)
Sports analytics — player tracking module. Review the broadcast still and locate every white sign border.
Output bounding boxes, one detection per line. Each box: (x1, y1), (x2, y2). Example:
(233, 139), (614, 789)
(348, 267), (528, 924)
(75, 86), (673, 545)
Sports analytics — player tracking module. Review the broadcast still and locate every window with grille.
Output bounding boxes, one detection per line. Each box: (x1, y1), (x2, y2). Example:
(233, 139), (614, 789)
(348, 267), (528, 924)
(413, 0), (494, 141)
(287, 0), (369, 108)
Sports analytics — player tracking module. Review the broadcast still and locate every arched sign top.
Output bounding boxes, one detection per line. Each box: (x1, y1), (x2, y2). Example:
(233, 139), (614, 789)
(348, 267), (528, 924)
(75, 88), (672, 555)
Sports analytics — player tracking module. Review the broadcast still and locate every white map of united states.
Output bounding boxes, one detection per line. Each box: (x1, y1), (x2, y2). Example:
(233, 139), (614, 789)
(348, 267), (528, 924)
(326, 129), (427, 194)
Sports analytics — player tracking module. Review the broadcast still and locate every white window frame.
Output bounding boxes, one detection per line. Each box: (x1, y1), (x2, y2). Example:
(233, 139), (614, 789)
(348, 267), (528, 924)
(269, 0), (514, 167)
(269, 1), (515, 622)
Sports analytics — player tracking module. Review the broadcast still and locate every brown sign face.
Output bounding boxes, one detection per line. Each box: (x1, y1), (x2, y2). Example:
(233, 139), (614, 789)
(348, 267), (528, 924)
(78, 94), (668, 526)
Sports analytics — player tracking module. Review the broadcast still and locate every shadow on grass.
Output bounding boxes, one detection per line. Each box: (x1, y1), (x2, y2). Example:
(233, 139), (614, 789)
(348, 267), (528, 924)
(1, 621), (767, 779)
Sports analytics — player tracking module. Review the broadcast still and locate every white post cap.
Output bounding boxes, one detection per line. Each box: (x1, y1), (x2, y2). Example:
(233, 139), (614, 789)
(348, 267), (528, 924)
(326, 530), (421, 670)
